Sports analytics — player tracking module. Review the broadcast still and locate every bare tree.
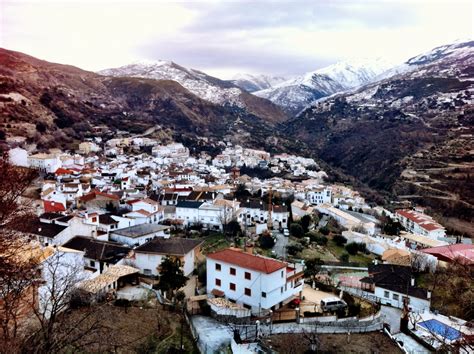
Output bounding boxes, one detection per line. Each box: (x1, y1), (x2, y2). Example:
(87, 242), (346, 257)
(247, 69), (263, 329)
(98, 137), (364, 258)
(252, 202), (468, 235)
(0, 154), (38, 351)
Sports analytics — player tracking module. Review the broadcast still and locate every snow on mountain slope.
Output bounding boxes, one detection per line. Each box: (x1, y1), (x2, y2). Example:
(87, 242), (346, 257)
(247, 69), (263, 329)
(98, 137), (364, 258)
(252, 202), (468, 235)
(98, 60), (289, 123)
(230, 73), (287, 92)
(254, 58), (393, 115)
(99, 60), (245, 107)
(375, 40), (474, 81)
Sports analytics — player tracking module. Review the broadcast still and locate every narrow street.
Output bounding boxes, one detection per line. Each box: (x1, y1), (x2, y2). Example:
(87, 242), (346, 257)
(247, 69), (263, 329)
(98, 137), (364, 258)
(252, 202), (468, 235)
(272, 230), (288, 260)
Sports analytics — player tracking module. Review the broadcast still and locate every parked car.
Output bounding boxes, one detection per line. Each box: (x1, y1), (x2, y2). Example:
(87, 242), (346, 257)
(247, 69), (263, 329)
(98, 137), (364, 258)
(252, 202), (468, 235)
(283, 229), (290, 237)
(320, 297), (347, 312)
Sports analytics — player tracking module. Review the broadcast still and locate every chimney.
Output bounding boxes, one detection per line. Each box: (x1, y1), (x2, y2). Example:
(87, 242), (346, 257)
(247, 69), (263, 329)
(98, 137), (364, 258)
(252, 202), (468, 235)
(246, 243), (254, 255)
(427, 291), (431, 299)
(411, 278), (415, 287)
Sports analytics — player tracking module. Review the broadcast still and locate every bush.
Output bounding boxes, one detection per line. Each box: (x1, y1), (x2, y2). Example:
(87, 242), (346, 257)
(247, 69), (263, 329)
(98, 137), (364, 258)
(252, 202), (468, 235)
(300, 214), (311, 233)
(259, 233), (275, 249)
(319, 226), (330, 235)
(36, 122), (47, 133)
(345, 242), (360, 255)
(114, 299), (131, 307)
(340, 253), (349, 262)
(290, 223), (304, 238)
(307, 232), (328, 246)
(196, 261), (206, 285)
(286, 243), (303, 256)
(333, 235), (347, 247)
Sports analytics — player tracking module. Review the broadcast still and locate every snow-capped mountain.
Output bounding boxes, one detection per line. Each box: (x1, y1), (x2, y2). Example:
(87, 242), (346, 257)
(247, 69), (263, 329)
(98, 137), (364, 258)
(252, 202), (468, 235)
(376, 39), (474, 80)
(98, 60), (288, 123)
(254, 58), (394, 115)
(99, 60), (245, 106)
(230, 73), (287, 92)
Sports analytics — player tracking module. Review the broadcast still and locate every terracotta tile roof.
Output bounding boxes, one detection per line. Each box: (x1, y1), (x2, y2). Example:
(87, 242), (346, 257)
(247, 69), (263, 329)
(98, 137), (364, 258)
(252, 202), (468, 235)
(43, 200), (66, 213)
(421, 244), (474, 264)
(207, 248), (286, 274)
(80, 190), (120, 202)
(55, 167), (74, 175)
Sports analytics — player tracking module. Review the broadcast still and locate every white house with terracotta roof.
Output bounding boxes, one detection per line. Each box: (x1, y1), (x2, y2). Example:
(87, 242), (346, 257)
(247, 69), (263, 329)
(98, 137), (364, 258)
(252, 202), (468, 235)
(206, 248), (304, 314)
(395, 209), (446, 239)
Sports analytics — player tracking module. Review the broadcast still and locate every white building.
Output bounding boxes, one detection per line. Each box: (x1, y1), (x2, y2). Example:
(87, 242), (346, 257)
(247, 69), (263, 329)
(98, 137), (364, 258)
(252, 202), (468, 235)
(206, 248), (304, 314)
(132, 237), (203, 276)
(395, 210), (446, 239)
(362, 264), (431, 313)
(28, 153), (61, 173)
(110, 224), (170, 247)
(306, 186), (332, 205)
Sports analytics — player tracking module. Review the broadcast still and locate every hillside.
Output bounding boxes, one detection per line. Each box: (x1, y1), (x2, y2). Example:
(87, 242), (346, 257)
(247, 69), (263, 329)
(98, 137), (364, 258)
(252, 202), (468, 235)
(281, 40), (474, 230)
(0, 48), (295, 153)
(99, 61), (288, 124)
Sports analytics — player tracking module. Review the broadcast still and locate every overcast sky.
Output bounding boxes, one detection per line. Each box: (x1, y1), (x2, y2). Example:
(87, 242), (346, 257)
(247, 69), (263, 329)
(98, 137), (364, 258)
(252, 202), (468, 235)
(1, 0), (472, 78)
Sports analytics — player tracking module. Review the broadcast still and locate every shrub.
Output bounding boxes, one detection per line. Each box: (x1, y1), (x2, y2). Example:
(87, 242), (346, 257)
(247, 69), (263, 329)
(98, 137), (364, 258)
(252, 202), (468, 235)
(290, 223), (304, 238)
(300, 214), (311, 233)
(307, 232), (328, 246)
(35, 122), (47, 133)
(340, 253), (349, 262)
(286, 243), (303, 256)
(319, 226), (330, 235)
(114, 299), (130, 307)
(345, 242), (359, 255)
(259, 233), (275, 249)
(333, 235), (347, 247)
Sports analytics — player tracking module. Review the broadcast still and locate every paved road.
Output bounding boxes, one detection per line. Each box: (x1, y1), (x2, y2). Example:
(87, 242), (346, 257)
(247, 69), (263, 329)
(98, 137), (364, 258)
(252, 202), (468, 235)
(272, 230), (288, 259)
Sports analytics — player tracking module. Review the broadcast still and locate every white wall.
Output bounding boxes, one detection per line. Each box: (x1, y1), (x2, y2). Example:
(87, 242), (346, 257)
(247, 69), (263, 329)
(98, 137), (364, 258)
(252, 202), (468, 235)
(375, 286), (430, 313)
(206, 258), (302, 314)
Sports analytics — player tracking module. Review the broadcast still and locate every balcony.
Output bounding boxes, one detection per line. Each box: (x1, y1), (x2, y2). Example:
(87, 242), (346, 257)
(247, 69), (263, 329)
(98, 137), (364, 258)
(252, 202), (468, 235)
(286, 263), (304, 281)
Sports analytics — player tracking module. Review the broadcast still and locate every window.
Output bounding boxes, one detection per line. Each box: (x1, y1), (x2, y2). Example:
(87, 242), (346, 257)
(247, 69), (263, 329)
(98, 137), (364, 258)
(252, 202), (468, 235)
(215, 263), (221, 271)
(281, 270), (284, 278)
(89, 260), (96, 267)
(245, 288), (251, 296)
(230, 267), (236, 275)
(230, 283), (236, 291)
(144, 269), (151, 275)
(281, 287), (283, 294)
(245, 272), (251, 280)
(393, 294), (399, 301)
(384, 291), (389, 298)
(215, 278), (221, 286)
(261, 292), (267, 298)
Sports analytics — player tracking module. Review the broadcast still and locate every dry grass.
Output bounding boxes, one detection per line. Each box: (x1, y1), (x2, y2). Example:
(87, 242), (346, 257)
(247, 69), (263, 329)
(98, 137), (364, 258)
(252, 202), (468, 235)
(264, 332), (402, 354)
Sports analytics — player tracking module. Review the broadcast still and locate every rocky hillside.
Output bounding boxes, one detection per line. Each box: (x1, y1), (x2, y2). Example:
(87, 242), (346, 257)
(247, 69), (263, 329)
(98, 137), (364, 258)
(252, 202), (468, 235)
(282, 40), (474, 229)
(0, 48), (294, 152)
(99, 61), (287, 124)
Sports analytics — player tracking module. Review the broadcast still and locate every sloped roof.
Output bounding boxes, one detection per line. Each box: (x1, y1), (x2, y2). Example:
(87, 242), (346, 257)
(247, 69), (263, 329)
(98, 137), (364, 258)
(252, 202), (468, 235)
(43, 200), (66, 213)
(135, 237), (203, 255)
(421, 244), (474, 264)
(63, 236), (130, 263)
(207, 248), (286, 274)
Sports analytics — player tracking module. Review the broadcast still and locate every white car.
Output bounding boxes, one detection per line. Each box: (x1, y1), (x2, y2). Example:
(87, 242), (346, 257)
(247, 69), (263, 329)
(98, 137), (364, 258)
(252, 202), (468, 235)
(283, 229), (290, 237)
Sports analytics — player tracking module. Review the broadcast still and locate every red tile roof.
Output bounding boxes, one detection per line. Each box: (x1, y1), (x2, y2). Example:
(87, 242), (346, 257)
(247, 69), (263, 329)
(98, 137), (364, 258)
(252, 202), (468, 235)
(43, 200), (66, 213)
(80, 190), (120, 202)
(421, 244), (474, 264)
(55, 167), (74, 175)
(419, 223), (442, 232)
(207, 248), (286, 274)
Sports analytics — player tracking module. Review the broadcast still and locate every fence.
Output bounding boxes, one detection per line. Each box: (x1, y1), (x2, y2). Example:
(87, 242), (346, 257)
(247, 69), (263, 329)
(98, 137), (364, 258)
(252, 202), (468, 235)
(233, 310), (383, 341)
